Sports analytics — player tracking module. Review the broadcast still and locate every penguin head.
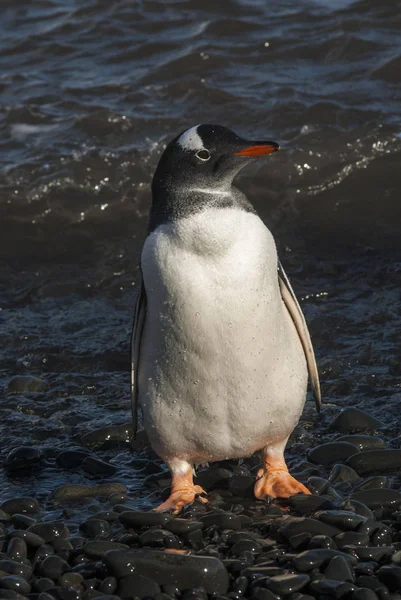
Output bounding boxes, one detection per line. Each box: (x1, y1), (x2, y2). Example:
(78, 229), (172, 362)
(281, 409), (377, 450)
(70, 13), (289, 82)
(152, 124), (280, 195)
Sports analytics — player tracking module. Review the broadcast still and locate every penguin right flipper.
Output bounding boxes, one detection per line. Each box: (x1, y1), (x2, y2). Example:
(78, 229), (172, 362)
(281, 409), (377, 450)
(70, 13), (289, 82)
(277, 261), (322, 412)
(131, 272), (147, 438)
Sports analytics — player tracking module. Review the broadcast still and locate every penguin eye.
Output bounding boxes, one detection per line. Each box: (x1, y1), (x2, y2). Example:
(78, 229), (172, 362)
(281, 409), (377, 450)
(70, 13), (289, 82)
(196, 149), (211, 161)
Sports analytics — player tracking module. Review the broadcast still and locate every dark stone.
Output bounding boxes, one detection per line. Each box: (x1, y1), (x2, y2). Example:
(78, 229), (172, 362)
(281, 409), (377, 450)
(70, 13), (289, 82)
(7, 375), (46, 394)
(279, 494), (334, 513)
(163, 519), (204, 535)
(377, 565), (401, 592)
(324, 555), (354, 582)
(79, 519), (110, 538)
(353, 590), (380, 600)
(347, 450), (401, 475)
(230, 540), (262, 556)
(250, 588), (277, 600)
(0, 576), (31, 595)
(353, 477), (388, 491)
(371, 525), (392, 547)
(6, 538), (27, 561)
(10, 514), (37, 529)
(349, 488), (401, 509)
(289, 533), (312, 550)
(330, 408), (384, 433)
(99, 577), (118, 595)
(308, 534), (336, 549)
(83, 541), (129, 559)
(0, 560), (32, 580)
(3, 446), (43, 471)
(28, 522), (69, 543)
(339, 499), (374, 519)
(195, 468), (232, 490)
(337, 435), (386, 450)
(40, 555), (69, 580)
(82, 424), (133, 450)
(335, 531), (370, 548)
(9, 530), (46, 547)
(293, 549), (357, 572)
(329, 464), (360, 484)
(314, 509), (367, 531)
(350, 546), (394, 561)
(228, 475), (254, 497)
(308, 442), (360, 466)
(103, 549), (229, 594)
(279, 517), (343, 539)
(51, 483), (127, 502)
(119, 510), (171, 529)
(306, 477), (331, 495)
(309, 579), (356, 597)
(117, 574), (161, 599)
(0, 590), (28, 600)
(139, 528), (173, 548)
(59, 573), (84, 589)
(33, 578), (55, 593)
(264, 573), (309, 594)
(0, 497), (39, 515)
(56, 450), (89, 469)
(199, 512), (242, 530)
(81, 457), (117, 477)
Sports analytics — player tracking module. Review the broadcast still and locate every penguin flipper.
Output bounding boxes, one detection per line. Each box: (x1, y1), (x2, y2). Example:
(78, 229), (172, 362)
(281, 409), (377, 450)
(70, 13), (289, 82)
(131, 273), (147, 438)
(278, 261), (321, 412)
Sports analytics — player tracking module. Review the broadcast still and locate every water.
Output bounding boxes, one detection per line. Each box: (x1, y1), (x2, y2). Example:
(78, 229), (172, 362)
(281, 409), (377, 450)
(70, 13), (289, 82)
(1, 0), (401, 507)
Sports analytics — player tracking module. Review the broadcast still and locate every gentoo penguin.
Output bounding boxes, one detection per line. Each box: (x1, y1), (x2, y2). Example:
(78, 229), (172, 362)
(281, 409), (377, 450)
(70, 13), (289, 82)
(131, 124), (321, 514)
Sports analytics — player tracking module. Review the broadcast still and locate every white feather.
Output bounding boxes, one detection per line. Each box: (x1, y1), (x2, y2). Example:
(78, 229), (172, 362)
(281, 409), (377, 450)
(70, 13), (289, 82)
(177, 125), (203, 151)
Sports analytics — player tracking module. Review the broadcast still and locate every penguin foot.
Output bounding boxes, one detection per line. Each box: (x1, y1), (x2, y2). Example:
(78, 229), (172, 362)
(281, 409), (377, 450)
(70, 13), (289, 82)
(254, 468), (310, 499)
(154, 484), (207, 514)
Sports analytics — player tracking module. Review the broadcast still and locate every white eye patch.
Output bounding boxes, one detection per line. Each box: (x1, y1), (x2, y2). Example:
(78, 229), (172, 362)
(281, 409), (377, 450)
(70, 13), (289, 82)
(177, 125), (203, 151)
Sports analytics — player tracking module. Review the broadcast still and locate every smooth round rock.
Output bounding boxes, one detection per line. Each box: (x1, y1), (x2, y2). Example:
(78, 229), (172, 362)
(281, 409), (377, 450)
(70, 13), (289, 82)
(79, 519), (110, 538)
(279, 517), (343, 539)
(99, 576), (118, 595)
(33, 578), (55, 593)
(349, 488), (401, 509)
(81, 456), (117, 477)
(82, 424), (133, 450)
(230, 540), (262, 556)
(9, 530), (46, 547)
(265, 573), (310, 594)
(119, 511), (171, 529)
(6, 538), (27, 561)
(164, 519), (204, 535)
(3, 447), (43, 471)
(330, 408), (384, 433)
(0, 576), (31, 595)
(353, 476), (388, 491)
(314, 509), (367, 531)
(347, 449), (401, 475)
(339, 499), (374, 519)
(293, 549), (358, 572)
(308, 442), (360, 466)
(117, 574), (160, 599)
(0, 560), (32, 580)
(335, 531), (370, 548)
(199, 512), (242, 530)
(337, 435), (386, 450)
(83, 541), (129, 559)
(51, 483), (127, 502)
(104, 549), (229, 594)
(353, 590), (380, 600)
(350, 546), (394, 561)
(40, 555), (69, 580)
(309, 579), (356, 596)
(308, 534), (336, 549)
(377, 565), (401, 592)
(7, 375), (46, 394)
(59, 573), (84, 589)
(324, 555), (354, 582)
(329, 464), (360, 484)
(0, 497), (39, 515)
(28, 521), (69, 542)
(10, 513), (37, 529)
(56, 450), (89, 469)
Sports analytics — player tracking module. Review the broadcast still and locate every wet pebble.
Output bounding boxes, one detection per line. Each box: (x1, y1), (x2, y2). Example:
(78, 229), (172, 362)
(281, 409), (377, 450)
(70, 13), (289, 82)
(314, 509), (367, 530)
(324, 554), (354, 582)
(40, 555), (69, 580)
(347, 449), (401, 475)
(9, 530), (46, 547)
(377, 564), (401, 592)
(264, 573), (310, 594)
(329, 464), (360, 484)
(335, 531), (370, 548)
(350, 546), (395, 561)
(10, 513), (37, 529)
(117, 574), (161, 599)
(51, 482), (127, 502)
(195, 468), (232, 490)
(0, 497), (39, 515)
(163, 518), (204, 535)
(199, 511), (242, 530)
(7, 375), (46, 394)
(28, 521), (69, 542)
(82, 541), (129, 559)
(279, 517), (343, 539)
(309, 578), (356, 597)
(118, 510), (171, 529)
(337, 435), (386, 450)
(6, 538), (27, 561)
(81, 456), (117, 477)
(82, 424), (133, 450)
(0, 559), (32, 579)
(353, 476), (388, 491)
(98, 576), (118, 594)
(349, 488), (401, 509)
(293, 548), (358, 571)
(3, 447), (43, 472)
(308, 442), (360, 466)
(104, 548), (229, 594)
(339, 499), (374, 519)
(79, 519), (110, 538)
(56, 450), (90, 469)
(0, 575), (31, 595)
(330, 408), (384, 433)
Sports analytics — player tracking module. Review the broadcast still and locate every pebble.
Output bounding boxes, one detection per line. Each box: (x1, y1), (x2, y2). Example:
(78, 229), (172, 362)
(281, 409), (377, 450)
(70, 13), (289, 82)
(3, 447), (43, 471)
(40, 555), (69, 580)
(28, 521), (69, 542)
(56, 450), (90, 469)
(314, 509), (367, 530)
(0, 498), (39, 515)
(118, 510), (171, 529)
(349, 488), (401, 509)
(324, 555), (354, 582)
(10, 513), (37, 529)
(81, 424), (133, 450)
(195, 468), (232, 490)
(117, 574), (161, 599)
(353, 476), (388, 491)
(82, 541), (129, 559)
(377, 564), (401, 592)
(79, 519), (110, 538)
(81, 456), (117, 477)
(335, 531), (370, 548)
(0, 559), (32, 580)
(279, 517), (343, 539)
(347, 449), (401, 475)
(264, 573), (310, 594)
(7, 375), (46, 394)
(199, 512), (242, 530)
(309, 578), (356, 597)
(308, 442), (360, 466)
(330, 408), (384, 433)
(9, 530), (46, 547)
(339, 499), (374, 519)
(6, 538), (27, 560)
(337, 435), (386, 450)
(103, 549), (229, 594)
(51, 482), (127, 502)
(0, 575), (31, 595)
(329, 464), (360, 484)
(350, 546), (395, 561)
(163, 518), (204, 535)
(293, 549), (358, 571)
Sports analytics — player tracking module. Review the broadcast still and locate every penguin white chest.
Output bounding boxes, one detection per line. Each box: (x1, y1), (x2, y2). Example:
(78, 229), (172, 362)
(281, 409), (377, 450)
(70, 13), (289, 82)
(139, 207), (307, 464)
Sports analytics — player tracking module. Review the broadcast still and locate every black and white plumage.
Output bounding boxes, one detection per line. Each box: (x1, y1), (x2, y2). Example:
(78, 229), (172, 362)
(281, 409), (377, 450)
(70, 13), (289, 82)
(131, 124), (321, 513)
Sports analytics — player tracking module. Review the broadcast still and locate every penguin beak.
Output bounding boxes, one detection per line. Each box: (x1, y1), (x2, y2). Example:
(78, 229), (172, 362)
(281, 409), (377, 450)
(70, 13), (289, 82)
(233, 141), (280, 156)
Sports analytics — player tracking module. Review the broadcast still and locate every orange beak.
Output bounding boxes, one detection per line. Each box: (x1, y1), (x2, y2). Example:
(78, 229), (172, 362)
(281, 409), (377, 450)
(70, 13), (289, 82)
(233, 142), (280, 156)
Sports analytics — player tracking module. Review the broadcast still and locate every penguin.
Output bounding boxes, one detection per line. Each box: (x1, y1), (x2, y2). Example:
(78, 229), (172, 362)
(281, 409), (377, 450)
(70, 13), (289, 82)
(131, 124), (321, 514)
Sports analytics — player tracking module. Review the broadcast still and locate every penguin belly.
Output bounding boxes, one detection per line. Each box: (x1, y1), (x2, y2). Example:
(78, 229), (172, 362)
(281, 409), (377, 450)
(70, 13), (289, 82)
(139, 208), (307, 465)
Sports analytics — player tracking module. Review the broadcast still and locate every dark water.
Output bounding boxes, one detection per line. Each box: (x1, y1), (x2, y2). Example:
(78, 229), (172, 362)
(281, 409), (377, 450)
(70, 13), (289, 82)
(1, 0), (401, 508)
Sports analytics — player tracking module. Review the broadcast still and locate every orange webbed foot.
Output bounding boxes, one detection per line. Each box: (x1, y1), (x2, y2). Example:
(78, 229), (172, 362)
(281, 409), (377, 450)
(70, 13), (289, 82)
(254, 468), (310, 499)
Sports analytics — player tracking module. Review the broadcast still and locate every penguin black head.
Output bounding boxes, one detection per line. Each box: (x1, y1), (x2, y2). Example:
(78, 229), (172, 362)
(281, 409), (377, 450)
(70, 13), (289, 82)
(149, 124), (279, 231)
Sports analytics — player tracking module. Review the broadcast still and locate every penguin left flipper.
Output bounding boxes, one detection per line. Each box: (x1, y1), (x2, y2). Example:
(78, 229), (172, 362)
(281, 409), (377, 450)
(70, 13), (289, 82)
(278, 261), (322, 412)
(130, 273), (147, 439)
